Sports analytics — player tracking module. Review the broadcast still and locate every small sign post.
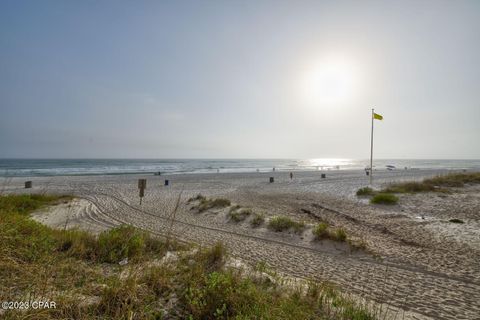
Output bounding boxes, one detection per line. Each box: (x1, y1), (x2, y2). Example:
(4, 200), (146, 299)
(138, 179), (147, 204)
(25, 181), (32, 189)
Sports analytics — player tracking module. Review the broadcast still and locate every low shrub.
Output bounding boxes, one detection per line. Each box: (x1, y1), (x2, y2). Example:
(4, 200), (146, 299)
(370, 193), (398, 205)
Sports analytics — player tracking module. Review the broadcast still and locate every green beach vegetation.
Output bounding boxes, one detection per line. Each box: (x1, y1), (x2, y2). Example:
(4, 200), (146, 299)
(250, 212), (265, 227)
(382, 172), (480, 194)
(189, 195), (231, 212)
(356, 187), (375, 196)
(227, 207), (252, 222)
(187, 193), (206, 203)
(312, 222), (348, 242)
(370, 193), (399, 205)
(357, 172), (480, 205)
(0, 194), (376, 319)
(267, 216), (306, 233)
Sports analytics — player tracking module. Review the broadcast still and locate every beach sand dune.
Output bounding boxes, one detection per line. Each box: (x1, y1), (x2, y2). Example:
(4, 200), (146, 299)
(6, 169), (480, 320)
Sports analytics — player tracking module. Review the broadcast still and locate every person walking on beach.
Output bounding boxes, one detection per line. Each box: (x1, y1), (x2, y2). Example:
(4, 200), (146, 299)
(290, 172), (293, 180)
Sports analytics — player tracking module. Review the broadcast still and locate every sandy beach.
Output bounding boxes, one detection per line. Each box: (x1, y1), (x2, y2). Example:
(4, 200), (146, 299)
(4, 168), (480, 320)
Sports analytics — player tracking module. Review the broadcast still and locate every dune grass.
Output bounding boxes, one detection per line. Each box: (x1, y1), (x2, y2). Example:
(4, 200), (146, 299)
(382, 172), (480, 194)
(250, 212), (265, 227)
(357, 173), (480, 207)
(0, 194), (376, 319)
(356, 187), (375, 196)
(370, 193), (399, 205)
(426, 172), (480, 187)
(268, 216), (306, 233)
(187, 193), (206, 203)
(312, 222), (329, 239)
(334, 228), (347, 241)
(381, 181), (437, 193)
(227, 207), (252, 222)
(190, 195), (231, 212)
(312, 222), (347, 242)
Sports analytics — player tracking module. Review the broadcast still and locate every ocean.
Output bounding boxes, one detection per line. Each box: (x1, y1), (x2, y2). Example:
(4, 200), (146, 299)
(1, 159), (480, 177)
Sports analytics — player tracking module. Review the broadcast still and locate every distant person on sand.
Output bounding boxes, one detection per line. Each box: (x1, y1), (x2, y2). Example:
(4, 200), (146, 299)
(273, 167), (275, 172)
(290, 172), (293, 180)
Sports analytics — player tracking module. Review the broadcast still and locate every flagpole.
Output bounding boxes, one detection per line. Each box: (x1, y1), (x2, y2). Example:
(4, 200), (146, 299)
(370, 108), (374, 185)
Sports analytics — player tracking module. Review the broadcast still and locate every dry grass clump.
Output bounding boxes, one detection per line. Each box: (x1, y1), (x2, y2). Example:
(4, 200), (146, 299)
(268, 216), (305, 233)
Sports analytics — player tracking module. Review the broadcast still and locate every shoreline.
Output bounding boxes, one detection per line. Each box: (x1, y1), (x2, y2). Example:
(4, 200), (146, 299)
(2, 158), (479, 178)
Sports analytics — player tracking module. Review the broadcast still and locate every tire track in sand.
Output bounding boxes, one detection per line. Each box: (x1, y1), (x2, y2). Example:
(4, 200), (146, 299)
(75, 190), (480, 320)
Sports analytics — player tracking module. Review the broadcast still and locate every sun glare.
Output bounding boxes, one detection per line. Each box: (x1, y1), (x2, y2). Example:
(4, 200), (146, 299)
(299, 57), (359, 106)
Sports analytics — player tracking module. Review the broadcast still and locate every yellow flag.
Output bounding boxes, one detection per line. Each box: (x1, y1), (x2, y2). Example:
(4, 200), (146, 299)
(373, 112), (383, 120)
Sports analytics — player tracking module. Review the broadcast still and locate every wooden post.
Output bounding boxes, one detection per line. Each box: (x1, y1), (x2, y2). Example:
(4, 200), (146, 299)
(138, 179), (147, 204)
(25, 181), (32, 188)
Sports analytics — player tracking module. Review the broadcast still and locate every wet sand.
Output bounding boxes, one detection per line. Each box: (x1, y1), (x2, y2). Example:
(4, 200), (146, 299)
(4, 168), (480, 320)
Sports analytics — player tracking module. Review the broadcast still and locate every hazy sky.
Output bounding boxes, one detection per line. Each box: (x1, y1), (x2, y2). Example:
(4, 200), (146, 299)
(1, 0), (479, 159)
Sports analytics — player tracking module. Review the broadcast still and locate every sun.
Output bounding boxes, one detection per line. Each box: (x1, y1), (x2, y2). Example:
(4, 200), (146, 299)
(299, 56), (359, 106)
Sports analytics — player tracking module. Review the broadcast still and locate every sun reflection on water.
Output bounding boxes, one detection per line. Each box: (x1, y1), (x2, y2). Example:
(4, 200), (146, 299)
(299, 158), (354, 170)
